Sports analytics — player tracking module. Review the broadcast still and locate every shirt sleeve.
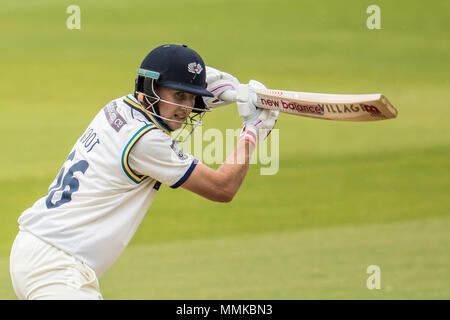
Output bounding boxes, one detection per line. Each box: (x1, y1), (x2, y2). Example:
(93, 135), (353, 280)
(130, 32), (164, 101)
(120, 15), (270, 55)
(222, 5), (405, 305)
(127, 129), (198, 188)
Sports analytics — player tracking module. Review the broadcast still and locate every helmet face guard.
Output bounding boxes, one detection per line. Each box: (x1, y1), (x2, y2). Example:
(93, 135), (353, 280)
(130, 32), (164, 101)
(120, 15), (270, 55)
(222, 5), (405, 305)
(135, 71), (210, 142)
(135, 70), (210, 114)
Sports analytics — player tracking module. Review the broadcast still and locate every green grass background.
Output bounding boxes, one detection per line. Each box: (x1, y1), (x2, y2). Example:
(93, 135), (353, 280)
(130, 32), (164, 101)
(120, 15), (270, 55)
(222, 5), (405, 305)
(0, 0), (449, 299)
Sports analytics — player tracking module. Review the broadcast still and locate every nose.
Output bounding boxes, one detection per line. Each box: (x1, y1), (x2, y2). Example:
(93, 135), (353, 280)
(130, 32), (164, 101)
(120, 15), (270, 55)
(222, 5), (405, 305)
(180, 102), (193, 116)
(181, 96), (196, 113)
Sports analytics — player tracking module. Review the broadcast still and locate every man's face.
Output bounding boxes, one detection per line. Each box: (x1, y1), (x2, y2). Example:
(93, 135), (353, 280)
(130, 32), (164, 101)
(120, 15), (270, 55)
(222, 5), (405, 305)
(157, 86), (196, 131)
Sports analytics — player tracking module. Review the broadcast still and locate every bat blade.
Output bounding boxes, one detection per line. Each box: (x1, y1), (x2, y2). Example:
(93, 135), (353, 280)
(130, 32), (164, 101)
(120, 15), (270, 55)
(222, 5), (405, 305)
(254, 89), (398, 121)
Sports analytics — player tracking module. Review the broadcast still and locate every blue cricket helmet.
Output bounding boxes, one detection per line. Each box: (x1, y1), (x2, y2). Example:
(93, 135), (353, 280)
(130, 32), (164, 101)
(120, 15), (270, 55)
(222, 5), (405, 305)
(135, 44), (213, 112)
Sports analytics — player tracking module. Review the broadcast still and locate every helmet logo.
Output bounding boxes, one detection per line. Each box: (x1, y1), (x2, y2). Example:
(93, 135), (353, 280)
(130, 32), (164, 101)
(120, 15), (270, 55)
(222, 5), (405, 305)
(187, 62), (203, 79)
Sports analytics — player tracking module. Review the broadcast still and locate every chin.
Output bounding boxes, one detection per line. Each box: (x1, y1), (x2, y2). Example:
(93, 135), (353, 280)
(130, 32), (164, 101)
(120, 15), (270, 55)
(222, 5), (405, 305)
(170, 122), (182, 131)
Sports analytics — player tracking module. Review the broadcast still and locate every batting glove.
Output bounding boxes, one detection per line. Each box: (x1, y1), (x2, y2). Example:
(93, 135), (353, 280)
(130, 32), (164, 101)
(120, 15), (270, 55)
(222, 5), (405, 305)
(203, 66), (240, 108)
(238, 80), (279, 144)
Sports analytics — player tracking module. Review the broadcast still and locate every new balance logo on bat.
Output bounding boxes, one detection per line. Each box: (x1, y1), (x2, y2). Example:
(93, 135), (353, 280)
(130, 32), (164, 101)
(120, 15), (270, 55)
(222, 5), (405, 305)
(259, 97), (382, 116)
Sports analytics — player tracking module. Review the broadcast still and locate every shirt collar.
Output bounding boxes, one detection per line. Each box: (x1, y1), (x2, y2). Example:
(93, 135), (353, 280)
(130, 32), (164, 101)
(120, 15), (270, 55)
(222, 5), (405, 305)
(123, 94), (172, 134)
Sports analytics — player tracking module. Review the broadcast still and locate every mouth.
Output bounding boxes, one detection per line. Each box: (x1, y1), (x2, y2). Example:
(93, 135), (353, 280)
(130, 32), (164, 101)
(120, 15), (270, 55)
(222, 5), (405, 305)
(174, 114), (187, 122)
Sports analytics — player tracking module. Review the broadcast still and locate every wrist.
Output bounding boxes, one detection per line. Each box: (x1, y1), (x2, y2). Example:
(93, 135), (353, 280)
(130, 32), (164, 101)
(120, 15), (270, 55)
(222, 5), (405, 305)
(239, 124), (257, 146)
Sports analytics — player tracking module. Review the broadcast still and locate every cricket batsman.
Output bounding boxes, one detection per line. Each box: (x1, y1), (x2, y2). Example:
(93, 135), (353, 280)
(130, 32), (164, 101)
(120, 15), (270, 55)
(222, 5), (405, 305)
(9, 44), (279, 299)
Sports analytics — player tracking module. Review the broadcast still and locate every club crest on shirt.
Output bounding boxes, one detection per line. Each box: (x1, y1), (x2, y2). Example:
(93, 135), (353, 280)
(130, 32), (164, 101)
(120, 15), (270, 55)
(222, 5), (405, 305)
(170, 141), (189, 160)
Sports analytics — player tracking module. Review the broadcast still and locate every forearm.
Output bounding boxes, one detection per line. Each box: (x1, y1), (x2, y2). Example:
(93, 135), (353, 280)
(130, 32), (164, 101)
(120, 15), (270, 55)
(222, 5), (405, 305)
(181, 138), (255, 202)
(216, 139), (255, 199)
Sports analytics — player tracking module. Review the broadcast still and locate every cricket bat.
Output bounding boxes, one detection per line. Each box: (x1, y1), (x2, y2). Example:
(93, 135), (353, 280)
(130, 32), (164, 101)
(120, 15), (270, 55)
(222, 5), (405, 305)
(219, 87), (398, 121)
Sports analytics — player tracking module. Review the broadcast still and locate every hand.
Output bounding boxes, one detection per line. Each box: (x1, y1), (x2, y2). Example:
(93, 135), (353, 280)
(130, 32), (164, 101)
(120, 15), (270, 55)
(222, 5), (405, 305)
(238, 80), (279, 144)
(203, 66), (240, 108)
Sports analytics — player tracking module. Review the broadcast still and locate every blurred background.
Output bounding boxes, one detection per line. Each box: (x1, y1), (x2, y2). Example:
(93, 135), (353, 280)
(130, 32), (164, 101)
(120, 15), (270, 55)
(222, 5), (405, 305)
(0, 0), (449, 299)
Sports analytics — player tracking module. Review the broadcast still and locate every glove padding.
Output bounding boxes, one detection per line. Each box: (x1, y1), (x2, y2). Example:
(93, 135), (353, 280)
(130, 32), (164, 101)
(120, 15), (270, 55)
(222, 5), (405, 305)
(203, 66), (240, 108)
(239, 80), (279, 142)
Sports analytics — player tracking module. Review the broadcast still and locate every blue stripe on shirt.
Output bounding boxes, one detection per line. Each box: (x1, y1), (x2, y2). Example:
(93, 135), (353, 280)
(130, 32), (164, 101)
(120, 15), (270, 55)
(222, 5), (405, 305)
(170, 159), (199, 189)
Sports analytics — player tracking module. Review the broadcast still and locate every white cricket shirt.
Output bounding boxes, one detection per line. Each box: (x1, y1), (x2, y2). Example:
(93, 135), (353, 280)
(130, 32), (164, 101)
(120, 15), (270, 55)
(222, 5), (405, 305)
(18, 94), (198, 276)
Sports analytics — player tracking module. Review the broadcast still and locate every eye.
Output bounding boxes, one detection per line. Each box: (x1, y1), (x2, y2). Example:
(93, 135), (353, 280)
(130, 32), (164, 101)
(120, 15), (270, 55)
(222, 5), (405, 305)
(174, 92), (185, 100)
(174, 92), (196, 103)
